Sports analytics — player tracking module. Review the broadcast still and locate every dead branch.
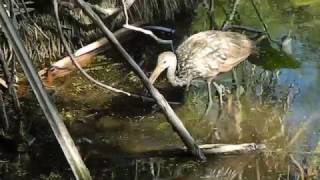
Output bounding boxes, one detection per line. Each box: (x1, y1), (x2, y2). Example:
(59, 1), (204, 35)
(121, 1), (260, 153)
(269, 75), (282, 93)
(121, 0), (173, 47)
(200, 143), (265, 154)
(124, 24), (173, 45)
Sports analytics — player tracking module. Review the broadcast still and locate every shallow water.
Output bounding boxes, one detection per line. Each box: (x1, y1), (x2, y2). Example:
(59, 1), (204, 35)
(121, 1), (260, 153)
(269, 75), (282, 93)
(2, 0), (320, 179)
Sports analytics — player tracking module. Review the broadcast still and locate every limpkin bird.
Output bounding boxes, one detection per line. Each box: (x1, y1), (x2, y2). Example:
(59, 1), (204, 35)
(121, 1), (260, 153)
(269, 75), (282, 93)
(149, 30), (254, 113)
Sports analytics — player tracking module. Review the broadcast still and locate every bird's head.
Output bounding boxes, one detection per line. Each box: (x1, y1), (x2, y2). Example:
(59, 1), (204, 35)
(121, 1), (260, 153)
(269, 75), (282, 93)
(149, 51), (177, 84)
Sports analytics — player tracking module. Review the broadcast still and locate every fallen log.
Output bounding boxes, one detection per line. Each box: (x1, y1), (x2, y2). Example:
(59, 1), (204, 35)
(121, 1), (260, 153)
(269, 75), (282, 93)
(40, 22), (144, 85)
(199, 143), (265, 154)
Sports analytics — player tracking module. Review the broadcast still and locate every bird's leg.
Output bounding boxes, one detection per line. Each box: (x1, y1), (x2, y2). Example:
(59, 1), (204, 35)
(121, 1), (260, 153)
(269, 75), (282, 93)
(232, 68), (240, 101)
(213, 82), (225, 107)
(203, 79), (214, 117)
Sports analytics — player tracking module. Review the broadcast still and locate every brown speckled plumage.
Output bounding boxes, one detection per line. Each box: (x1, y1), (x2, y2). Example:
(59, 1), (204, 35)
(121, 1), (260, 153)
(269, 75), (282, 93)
(175, 30), (253, 86)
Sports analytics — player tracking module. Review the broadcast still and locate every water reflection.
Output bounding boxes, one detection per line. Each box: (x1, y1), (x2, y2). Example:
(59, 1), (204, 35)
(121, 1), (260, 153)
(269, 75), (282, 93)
(86, 155), (255, 179)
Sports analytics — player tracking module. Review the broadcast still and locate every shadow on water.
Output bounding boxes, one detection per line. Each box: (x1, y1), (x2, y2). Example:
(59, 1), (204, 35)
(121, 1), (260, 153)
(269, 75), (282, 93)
(2, 0), (320, 179)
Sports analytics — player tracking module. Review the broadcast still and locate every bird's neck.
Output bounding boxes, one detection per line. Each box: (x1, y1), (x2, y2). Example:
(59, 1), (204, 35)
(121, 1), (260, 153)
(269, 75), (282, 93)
(166, 61), (187, 87)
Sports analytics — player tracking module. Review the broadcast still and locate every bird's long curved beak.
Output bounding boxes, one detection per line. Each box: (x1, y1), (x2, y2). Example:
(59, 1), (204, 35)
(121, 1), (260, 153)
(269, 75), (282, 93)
(149, 65), (166, 84)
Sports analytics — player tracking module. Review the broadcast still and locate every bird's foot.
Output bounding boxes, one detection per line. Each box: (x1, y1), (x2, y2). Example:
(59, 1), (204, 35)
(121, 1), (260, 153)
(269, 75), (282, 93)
(213, 82), (225, 108)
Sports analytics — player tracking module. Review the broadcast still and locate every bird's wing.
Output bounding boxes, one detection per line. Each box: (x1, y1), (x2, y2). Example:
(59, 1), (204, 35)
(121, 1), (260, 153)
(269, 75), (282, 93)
(217, 32), (253, 72)
(177, 31), (222, 78)
(176, 31), (253, 77)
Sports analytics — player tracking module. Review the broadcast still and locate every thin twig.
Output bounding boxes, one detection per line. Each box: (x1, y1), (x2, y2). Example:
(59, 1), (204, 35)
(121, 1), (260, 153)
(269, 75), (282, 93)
(76, 0), (172, 47)
(287, 114), (314, 148)
(222, 25), (265, 34)
(221, 0), (241, 30)
(120, 0), (173, 48)
(249, 0), (275, 42)
(121, 0), (129, 25)
(123, 24), (173, 45)
(290, 155), (305, 180)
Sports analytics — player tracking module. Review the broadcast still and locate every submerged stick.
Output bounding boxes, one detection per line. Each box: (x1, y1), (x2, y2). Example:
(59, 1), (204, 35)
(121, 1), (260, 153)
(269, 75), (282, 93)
(93, 143), (265, 159)
(0, 3), (91, 180)
(76, 0), (206, 160)
(287, 112), (319, 148)
(199, 143), (265, 154)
